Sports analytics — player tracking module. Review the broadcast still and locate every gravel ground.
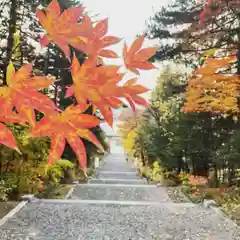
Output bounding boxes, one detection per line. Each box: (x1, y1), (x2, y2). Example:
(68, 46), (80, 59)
(0, 201), (239, 240)
(100, 165), (137, 172)
(89, 178), (148, 185)
(71, 185), (171, 202)
(99, 162), (137, 172)
(94, 172), (142, 180)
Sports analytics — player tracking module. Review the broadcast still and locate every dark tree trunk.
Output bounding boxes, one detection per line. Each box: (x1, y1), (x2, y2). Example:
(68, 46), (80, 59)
(3, 0), (17, 84)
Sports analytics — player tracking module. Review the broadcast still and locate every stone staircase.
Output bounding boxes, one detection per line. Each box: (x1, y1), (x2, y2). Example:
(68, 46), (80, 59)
(0, 153), (240, 239)
(70, 154), (171, 203)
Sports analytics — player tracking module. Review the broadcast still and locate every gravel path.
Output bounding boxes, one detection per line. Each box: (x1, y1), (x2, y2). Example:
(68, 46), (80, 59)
(0, 152), (239, 239)
(71, 185), (171, 202)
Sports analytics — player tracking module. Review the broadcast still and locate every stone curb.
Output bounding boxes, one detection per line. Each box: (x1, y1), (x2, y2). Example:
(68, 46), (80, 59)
(202, 199), (239, 228)
(0, 200), (28, 226)
(75, 183), (157, 187)
(64, 186), (75, 199)
(33, 198), (196, 206)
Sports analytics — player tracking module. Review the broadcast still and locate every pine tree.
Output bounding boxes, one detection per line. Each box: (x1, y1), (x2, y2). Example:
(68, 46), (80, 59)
(147, 0), (240, 65)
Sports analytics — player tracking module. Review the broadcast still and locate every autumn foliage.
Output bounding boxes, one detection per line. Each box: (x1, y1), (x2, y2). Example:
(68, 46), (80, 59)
(183, 56), (240, 114)
(0, 0), (157, 169)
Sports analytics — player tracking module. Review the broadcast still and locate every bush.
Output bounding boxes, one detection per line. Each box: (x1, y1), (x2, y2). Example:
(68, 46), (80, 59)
(46, 159), (75, 184)
(179, 171), (190, 185)
(138, 160), (174, 184)
(164, 171), (181, 185)
(0, 125), (50, 199)
(0, 180), (11, 201)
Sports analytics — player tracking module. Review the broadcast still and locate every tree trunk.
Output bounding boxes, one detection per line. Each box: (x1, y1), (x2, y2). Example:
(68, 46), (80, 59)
(208, 163), (218, 188)
(3, 0), (17, 84)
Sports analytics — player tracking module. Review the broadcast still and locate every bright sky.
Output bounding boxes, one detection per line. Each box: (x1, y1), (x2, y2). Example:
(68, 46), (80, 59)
(81, 0), (170, 135)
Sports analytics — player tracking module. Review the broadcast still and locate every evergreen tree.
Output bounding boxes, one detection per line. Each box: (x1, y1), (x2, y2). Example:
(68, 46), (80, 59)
(147, 0), (240, 65)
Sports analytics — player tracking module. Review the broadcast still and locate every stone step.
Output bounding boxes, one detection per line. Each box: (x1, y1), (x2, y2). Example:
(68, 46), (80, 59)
(0, 201), (239, 240)
(89, 178), (148, 185)
(70, 184), (170, 202)
(94, 172), (141, 180)
(97, 171), (139, 175)
(101, 162), (134, 166)
(99, 165), (137, 172)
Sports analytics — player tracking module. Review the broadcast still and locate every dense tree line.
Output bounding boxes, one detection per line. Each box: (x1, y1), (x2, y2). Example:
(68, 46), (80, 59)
(119, 0), (240, 187)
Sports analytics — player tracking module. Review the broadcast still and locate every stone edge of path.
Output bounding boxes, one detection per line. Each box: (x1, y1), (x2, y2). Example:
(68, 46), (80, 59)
(178, 188), (240, 228)
(97, 171), (138, 175)
(64, 186), (75, 199)
(29, 198), (197, 207)
(89, 178), (147, 182)
(201, 200), (240, 228)
(0, 200), (28, 227)
(74, 183), (157, 187)
(180, 190), (240, 228)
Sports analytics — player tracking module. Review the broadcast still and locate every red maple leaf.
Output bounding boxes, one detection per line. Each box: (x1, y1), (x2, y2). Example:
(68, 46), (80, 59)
(70, 17), (122, 64)
(68, 55), (124, 126)
(36, 0), (88, 59)
(121, 78), (149, 111)
(0, 123), (21, 153)
(123, 35), (157, 75)
(30, 104), (104, 168)
(0, 97), (28, 152)
(0, 62), (57, 127)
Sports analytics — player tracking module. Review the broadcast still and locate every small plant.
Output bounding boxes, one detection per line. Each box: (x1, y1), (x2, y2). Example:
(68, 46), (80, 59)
(0, 180), (11, 201)
(47, 159), (74, 184)
(179, 171), (190, 185)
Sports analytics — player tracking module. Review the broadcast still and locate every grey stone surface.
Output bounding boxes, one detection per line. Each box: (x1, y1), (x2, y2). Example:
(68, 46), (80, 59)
(94, 172), (141, 180)
(89, 178), (148, 185)
(0, 202), (239, 240)
(100, 164), (137, 172)
(99, 159), (137, 173)
(71, 185), (170, 202)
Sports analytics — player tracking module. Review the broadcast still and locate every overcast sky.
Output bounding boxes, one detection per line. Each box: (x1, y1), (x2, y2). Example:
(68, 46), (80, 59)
(81, 0), (170, 135)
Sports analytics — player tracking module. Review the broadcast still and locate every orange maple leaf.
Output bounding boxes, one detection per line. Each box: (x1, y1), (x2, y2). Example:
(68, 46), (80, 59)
(0, 97), (28, 152)
(0, 97), (28, 124)
(0, 62), (57, 127)
(121, 78), (149, 111)
(36, 0), (88, 59)
(123, 35), (157, 75)
(70, 17), (122, 64)
(30, 105), (104, 168)
(68, 55), (124, 126)
(0, 123), (21, 153)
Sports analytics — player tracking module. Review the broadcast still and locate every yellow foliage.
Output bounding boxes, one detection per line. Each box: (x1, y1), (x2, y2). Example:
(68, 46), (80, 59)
(12, 29), (21, 61)
(121, 128), (138, 159)
(183, 56), (240, 115)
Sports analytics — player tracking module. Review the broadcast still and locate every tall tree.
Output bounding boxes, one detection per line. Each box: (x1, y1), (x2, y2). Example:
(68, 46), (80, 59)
(147, 0), (239, 65)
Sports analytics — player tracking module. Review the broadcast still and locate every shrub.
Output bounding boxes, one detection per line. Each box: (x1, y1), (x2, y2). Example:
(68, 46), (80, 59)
(164, 171), (181, 185)
(0, 180), (11, 201)
(179, 171), (190, 185)
(46, 159), (75, 184)
(0, 125), (50, 199)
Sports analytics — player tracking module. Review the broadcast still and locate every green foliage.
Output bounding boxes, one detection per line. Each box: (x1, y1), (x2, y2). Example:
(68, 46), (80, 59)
(0, 180), (11, 201)
(123, 66), (240, 189)
(47, 159), (74, 184)
(0, 125), (50, 199)
(178, 172), (189, 185)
